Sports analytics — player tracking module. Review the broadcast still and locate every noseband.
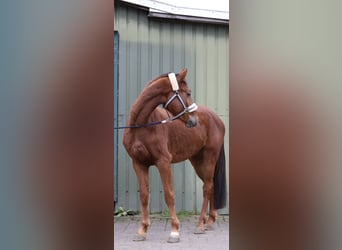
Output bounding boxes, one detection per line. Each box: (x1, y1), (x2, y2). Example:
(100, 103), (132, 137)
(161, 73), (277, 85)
(162, 73), (198, 122)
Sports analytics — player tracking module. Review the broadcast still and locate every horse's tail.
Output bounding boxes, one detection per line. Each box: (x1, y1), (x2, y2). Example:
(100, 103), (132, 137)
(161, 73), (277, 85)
(214, 144), (227, 209)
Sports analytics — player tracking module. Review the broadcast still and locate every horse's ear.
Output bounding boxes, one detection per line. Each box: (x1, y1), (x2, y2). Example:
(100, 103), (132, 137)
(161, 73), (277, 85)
(177, 68), (188, 81)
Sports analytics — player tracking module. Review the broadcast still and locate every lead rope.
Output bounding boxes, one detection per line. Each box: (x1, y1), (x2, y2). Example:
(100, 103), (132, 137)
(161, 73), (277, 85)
(114, 120), (165, 130)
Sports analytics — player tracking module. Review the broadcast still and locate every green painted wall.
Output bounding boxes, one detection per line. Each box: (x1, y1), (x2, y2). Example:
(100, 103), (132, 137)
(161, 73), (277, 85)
(114, 2), (229, 214)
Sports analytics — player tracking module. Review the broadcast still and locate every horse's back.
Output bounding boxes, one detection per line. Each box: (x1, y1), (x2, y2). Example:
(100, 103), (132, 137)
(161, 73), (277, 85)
(197, 105), (225, 139)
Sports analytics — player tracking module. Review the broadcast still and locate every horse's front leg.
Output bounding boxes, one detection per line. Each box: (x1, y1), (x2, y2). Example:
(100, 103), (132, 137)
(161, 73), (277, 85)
(132, 161), (150, 241)
(157, 160), (180, 243)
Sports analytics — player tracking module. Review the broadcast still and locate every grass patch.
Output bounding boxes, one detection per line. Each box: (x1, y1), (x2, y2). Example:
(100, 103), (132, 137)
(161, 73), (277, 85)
(178, 210), (197, 216)
(177, 210), (198, 220)
(114, 207), (137, 217)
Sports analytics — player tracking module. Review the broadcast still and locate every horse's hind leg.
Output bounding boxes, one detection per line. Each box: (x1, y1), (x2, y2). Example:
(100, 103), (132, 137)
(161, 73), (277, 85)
(156, 160), (180, 243)
(132, 161), (150, 241)
(190, 156), (217, 234)
(196, 176), (215, 233)
(205, 195), (218, 231)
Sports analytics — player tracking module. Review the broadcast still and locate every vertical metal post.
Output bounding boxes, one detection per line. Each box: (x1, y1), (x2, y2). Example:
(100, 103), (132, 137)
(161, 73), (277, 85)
(114, 31), (119, 205)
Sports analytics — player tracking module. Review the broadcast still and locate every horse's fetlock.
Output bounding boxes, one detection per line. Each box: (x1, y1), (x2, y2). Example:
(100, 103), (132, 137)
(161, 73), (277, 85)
(141, 220), (150, 228)
(209, 214), (217, 222)
(171, 220), (180, 230)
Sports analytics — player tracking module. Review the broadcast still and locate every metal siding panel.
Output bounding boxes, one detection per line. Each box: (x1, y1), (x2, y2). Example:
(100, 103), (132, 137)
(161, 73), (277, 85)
(172, 23), (184, 70)
(206, 26), (218, 111)
(194, 25), (207, 105)
(138, 10), (150, 89)
(161, 22), (172, 72)
(126, 8), (139, 104)
(149, 21), (161, 79)
(217, 26), (229, 116)
(183, 24), (196, 91)
(115, 3), (229, 213)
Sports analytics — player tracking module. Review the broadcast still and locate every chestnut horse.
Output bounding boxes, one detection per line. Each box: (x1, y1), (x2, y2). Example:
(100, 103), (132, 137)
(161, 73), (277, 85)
(123, 68), (226, 243)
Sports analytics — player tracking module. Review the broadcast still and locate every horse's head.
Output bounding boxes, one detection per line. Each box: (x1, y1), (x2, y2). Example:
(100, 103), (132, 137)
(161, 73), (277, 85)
(164, 68), (198, 128)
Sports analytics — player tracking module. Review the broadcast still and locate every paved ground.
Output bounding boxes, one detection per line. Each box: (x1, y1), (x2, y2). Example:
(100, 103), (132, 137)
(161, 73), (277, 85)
(114, 214), (229, 250)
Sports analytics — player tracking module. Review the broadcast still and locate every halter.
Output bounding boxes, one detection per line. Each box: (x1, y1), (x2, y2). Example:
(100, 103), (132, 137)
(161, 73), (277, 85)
(114, 72), (198, 129)
(162, 73), (198, 123)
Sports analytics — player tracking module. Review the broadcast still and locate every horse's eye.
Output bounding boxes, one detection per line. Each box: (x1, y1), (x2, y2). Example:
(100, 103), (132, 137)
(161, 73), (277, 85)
(186, 92), (191, 97)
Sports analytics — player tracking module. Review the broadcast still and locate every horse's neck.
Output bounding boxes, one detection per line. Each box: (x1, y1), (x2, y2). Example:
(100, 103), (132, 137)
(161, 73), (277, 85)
(128, 82), (166, 125)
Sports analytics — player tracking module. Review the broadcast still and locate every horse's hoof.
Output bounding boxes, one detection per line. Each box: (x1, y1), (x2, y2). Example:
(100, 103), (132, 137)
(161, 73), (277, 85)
(205, 224), (214, 231)
(133, 233), (146, 241)
(194, 227), (206, 234)
(167, 235), (180, 243)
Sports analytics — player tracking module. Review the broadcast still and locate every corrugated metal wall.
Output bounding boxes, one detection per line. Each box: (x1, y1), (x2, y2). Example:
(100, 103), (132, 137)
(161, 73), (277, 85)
(114, 2), (229, 214)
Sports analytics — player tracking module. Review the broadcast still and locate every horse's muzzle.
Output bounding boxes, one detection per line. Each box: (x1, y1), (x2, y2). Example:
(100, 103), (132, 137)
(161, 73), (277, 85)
(186, 116), (198, 128)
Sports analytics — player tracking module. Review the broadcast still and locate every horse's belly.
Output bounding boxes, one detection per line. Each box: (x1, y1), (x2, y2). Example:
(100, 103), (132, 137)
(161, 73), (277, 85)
(170, 143), (203, 163)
